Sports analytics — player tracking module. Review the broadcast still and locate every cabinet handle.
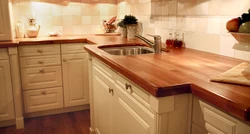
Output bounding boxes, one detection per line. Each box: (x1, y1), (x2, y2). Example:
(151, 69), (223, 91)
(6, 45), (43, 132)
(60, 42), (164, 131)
(125, 83), (132, 90)
(37, 49), (43, 53)
(38, 60), (44, 64)
(108, 88), (113, 94)
(41, 91), (46, 95)
(39, 69), (45, 73)
(63, 59), (67, 62)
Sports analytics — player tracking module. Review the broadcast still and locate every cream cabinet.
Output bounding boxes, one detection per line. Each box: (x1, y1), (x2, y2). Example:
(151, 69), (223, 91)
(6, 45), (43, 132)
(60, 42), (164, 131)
(0, 0), (12, 41)
(89, 56), (192, 134)
(0, 56), (15, 121)
(92, 65), (115, 134)
(19, 44), (64, 113)
(197, 98), (250, 134)
(62, 43), (89, 108)
(19, 43), (90, 114)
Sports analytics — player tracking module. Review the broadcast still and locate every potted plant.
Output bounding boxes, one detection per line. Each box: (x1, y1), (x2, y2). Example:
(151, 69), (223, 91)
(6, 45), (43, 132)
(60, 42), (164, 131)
(123, 15), (138, 39)
(117, 20), (127, 38)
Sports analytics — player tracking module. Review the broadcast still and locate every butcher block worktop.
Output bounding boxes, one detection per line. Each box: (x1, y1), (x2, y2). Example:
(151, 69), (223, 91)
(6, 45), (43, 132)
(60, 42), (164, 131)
(0, 35), (250, 122)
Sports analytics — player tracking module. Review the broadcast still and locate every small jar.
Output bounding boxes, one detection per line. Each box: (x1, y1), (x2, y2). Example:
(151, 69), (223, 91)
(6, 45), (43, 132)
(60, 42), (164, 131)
(174, 31), (183, 48)
(165, 29), (175, 47)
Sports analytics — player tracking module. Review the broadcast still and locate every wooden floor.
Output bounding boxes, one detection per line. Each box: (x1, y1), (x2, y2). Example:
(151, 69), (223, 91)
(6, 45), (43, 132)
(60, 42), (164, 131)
(0, 110), (90, 134)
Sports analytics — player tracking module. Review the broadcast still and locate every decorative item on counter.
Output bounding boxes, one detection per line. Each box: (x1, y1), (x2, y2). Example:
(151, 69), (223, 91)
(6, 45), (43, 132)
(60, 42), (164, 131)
(226, 8), (250, 74)
(26, 15), (40, 38)
(165, 29), (175, 47)
(173, 30), (184, 48)
(48, 31), (61, 37)
(226, 8), (250, 33)
(117, 19), (127, 38)
(15, 21), (25, 38)
(103, 16), (117, 33)
(123, 15), (138, 39)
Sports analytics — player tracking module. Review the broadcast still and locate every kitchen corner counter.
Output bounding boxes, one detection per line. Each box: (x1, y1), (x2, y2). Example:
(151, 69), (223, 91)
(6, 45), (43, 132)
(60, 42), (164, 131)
(1, 35), (250, 122)
(84, 42), (250, 122)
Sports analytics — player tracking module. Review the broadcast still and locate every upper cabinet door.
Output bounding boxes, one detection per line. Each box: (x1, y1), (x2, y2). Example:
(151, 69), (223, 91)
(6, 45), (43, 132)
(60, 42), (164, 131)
(0, 0), (12, 41)
(0, 60), (15, 121)
(62, 53), (89, 107)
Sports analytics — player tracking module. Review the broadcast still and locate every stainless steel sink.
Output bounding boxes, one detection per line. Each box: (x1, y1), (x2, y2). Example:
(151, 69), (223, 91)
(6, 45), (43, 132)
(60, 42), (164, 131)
(100, 46), (154, 56)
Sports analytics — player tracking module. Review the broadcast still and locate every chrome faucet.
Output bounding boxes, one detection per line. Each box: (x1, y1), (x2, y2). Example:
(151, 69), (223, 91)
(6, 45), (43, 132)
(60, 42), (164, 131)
(135, 34), (162, 54)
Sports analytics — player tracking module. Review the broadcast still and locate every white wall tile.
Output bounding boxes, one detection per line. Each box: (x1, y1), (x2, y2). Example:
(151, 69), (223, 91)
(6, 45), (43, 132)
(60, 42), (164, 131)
(195, 17), (208, 33)
(207, 17), (221, 35)
(219, 35), (235, 57)
(196, 0), (209, 15)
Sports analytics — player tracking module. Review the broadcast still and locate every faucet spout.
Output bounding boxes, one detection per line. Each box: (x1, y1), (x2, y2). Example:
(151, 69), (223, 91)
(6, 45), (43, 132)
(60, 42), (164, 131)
(135, 34), (162, 54)
(134, 34), (154, 47)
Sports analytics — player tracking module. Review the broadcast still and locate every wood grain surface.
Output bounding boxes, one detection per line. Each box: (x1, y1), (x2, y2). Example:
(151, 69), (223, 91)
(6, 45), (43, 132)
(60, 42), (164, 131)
(1, 35), (250, 122)
(0, 110), (90, 134)
(84, 43), (250, 122)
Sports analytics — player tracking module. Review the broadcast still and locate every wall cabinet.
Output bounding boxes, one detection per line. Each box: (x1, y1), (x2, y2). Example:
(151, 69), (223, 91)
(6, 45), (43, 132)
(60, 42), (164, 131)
(0, 56), (15, 121)
(0, 0), (12, 41)
(89, 56), (191, 134)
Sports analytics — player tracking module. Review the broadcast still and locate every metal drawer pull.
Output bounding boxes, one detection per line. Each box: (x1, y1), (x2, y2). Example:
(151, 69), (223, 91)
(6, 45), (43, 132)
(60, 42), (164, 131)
(37, 49), (43, 53)
(39, 69), (45, 73)
(38, 60), (44, 64)
(125, 83), (132, 90)
(109, 88), (113, 94)
(41, 91), (46, 95)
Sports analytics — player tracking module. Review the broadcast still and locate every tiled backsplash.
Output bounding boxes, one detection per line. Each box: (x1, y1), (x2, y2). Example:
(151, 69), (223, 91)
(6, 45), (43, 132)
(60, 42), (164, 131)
(11, 0), (117, 36)
(11, 0), (250, 61)
(117, 0), (250, 61)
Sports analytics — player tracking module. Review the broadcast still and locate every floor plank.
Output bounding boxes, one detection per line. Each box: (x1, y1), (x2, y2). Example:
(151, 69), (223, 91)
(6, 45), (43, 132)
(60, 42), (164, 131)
(0, 110), (90, 134)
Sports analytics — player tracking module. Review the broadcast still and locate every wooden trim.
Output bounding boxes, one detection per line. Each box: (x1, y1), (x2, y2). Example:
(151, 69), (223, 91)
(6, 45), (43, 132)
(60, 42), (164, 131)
(24, 105), (89, 118)
(0, 119), (15, 128)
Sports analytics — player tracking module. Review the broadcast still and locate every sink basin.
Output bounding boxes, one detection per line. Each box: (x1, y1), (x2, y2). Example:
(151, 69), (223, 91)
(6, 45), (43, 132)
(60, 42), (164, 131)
(100, 45), (154, 56)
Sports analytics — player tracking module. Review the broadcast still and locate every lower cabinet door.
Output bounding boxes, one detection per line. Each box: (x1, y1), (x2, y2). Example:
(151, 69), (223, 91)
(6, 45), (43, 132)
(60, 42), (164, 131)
(0, 60), (15, 121)
(62, 53), (89, 107)
(23, 87), (63, 113)
(93, 73), (114, 134)
(114, 83), (155, 134)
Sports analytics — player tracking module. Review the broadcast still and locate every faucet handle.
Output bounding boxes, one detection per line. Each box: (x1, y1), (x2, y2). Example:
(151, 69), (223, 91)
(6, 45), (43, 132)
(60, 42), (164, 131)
(147, 34), (161, 39)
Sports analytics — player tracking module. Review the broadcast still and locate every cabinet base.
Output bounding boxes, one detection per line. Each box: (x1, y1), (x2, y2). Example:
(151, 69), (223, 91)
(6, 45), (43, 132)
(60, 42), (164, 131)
(0, 119), (15, 128)
(24, 104), (90, 118)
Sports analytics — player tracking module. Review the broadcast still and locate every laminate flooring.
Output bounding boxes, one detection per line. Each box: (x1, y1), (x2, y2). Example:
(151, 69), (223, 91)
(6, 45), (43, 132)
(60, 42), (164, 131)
(0, 110), (90, 134)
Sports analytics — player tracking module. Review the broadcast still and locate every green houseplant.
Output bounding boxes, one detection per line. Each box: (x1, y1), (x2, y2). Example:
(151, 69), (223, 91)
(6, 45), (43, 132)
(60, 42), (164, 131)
(123, 15), (138, 39)
(117, 20), (127, 38)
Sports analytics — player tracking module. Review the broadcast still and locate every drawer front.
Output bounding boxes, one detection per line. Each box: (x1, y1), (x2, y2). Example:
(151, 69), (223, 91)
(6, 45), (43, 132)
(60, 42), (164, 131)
(23, 87), (63, 113)
(200, 101), (237, 134)
(21, 66), (62, 90)
(0, 49), (8, 60)
(19, 44), (60, 57)
(20, 55), (61, 68)
(116, 74), (150, 108)
(61, 43), (88, 54)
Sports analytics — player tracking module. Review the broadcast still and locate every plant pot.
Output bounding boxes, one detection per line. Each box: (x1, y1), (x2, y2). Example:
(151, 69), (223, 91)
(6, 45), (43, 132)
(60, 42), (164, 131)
(127, 24), (137, 39)
(121, 28), (127, 38)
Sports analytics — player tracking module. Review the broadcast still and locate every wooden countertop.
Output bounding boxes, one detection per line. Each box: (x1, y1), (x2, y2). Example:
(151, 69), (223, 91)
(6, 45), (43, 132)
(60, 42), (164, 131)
(84, 39), (250, 122)
(1, 35), (250, 122)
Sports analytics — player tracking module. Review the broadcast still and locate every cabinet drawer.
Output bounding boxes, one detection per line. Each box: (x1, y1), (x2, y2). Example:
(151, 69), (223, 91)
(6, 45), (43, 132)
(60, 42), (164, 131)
(21, 66), (62, 90)
(20, 55), (61, 68)
(19, 44), (60, 57)
(200, 101), (237, 134)
(116, 74), (150, 108)
(61, 43), (87, 54)
(23, 87), (63, 113)
(0, 49), (8, 60)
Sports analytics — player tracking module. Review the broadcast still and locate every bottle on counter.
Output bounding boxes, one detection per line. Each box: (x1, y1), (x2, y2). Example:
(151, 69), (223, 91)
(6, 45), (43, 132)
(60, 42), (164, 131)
(165, 29), (175, 48)
(174, 30), (184, 48)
